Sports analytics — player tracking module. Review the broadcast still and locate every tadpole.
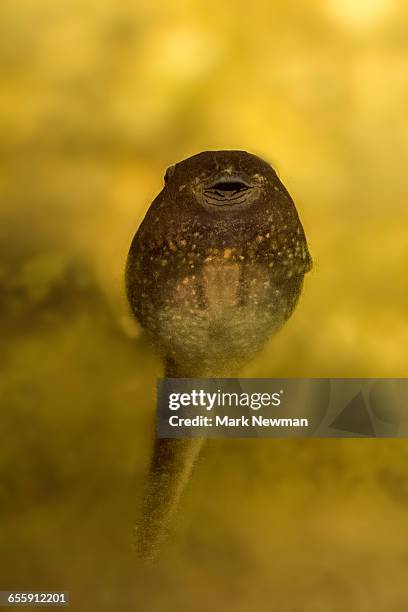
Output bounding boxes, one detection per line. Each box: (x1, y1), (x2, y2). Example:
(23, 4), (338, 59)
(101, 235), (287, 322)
(126, 150), (312, 561)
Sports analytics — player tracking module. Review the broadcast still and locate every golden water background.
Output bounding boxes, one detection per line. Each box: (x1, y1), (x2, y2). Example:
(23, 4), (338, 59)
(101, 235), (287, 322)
(1, 1), (408, 610)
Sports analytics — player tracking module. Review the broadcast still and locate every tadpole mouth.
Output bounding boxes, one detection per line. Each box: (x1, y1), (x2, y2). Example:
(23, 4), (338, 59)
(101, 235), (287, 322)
(203, 177), (253, 206)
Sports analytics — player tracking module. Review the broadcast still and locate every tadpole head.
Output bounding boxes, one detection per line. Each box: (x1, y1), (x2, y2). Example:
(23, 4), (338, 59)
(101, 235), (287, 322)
(163, 150), (281, 215)
(127, 149), (313, 377)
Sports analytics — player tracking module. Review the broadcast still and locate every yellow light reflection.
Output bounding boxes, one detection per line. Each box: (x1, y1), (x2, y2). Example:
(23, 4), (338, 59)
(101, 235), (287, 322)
(325, 0), (394, 29)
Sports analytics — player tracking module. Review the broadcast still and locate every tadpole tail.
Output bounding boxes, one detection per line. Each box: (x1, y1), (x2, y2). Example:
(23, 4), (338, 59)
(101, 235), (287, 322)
(136, 359), (207, 563)
(135, 436), (205, 563)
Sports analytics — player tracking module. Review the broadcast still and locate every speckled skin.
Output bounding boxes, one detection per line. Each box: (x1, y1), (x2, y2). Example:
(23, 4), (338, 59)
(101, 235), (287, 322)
(126, 150), (312, 377)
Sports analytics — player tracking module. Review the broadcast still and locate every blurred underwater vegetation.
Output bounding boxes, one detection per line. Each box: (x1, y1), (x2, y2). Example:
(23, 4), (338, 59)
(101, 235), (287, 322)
(1, 0), (408, 609)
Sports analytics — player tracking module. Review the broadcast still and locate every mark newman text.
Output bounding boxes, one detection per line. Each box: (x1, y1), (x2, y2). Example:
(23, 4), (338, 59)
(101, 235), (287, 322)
(168, 416), (309, 428)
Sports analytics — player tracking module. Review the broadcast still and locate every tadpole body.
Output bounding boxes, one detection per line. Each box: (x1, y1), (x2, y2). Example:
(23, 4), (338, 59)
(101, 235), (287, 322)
(126, 150), (312, 560)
